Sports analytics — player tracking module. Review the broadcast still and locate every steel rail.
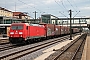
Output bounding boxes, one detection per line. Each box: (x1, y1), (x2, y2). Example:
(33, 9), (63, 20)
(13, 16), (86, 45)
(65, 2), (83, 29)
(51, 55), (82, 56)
(0, 36), (69, 60)
(53, 34), (86, 60)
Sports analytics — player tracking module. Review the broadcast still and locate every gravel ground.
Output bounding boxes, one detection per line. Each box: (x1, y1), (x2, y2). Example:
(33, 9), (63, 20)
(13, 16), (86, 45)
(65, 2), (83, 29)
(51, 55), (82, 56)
(0, 34), (81, 60)
(17, 40), (67, 60)
(16, 34), (81, 60)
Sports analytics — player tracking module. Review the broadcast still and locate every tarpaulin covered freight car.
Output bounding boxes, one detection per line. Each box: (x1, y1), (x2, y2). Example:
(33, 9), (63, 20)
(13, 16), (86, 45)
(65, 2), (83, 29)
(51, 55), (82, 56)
(55, 25), (61, 35)
(40, 23), (55, 36)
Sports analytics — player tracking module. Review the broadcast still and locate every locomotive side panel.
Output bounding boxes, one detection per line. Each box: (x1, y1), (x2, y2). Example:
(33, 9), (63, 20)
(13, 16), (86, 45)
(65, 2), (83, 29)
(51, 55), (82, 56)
(28, 25), (46, 39)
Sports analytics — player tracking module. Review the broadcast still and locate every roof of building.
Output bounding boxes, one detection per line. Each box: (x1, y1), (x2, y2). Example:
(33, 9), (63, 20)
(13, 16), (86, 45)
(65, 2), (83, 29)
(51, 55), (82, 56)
(13, 12), (27, 16)
(0, 7), (12, 12)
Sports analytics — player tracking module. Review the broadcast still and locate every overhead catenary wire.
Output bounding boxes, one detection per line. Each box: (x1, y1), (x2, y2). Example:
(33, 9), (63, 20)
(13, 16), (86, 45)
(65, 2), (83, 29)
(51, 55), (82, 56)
(17, 0), (47, 19)
(58, 0), (81, 18)
(61, 0), (68, 11)
(54, 0), (64, 10)
(17, 0), (44, 12)
(59, 11), (68, 18)
(71, 0), (83, 18)
(71, 0), (79, 11)
(54, 0), (68, 18)
(73, 11), (80, 18)
(67, 0), (77, 12)
(65, 0), (82, 18)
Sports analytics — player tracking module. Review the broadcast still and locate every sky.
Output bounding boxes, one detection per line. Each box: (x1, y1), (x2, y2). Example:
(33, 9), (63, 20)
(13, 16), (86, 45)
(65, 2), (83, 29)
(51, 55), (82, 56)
(0, 0), (90, 19)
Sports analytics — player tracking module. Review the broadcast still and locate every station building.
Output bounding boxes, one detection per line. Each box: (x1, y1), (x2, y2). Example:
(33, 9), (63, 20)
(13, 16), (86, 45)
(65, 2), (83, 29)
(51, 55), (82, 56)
(0, 7), (13, 17)
(13, 12), (30, 19)
(41, 14), (63, 25)
(0, 7), (31, 36)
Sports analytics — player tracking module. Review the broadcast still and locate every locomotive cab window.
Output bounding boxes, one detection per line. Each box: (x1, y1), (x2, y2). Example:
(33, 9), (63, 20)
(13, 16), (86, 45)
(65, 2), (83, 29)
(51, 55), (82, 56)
(11, 25), (23, 30)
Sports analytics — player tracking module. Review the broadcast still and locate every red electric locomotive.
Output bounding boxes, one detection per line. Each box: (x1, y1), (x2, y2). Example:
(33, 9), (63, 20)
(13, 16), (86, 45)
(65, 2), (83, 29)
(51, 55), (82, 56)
(9, 23), (46, 44)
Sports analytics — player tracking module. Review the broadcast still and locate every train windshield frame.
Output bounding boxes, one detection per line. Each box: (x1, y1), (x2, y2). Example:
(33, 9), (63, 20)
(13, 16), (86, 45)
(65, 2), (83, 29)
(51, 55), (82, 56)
(11, 25), (23, 30)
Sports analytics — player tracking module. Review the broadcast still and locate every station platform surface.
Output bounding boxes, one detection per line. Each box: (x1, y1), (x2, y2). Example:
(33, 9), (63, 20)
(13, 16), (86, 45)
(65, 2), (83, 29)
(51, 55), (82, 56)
(34, 34), (81, 60)
(81, 33), (90, 60)
(0, 34), (9, 40)
(0, 37), (9, 40)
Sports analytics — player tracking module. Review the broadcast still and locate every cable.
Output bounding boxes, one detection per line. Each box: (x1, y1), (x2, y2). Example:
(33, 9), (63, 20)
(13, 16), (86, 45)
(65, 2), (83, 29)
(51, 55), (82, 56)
(71, 0), (83, 18)
(54, 0), (63, 9)
(59, 11), (68, 18)
(73, 11), (80, 18)
(54, 0), (68, 18)
(67, 0), (77, 12)
(18, 0), (43, 12)
(61, 0), (68, 11)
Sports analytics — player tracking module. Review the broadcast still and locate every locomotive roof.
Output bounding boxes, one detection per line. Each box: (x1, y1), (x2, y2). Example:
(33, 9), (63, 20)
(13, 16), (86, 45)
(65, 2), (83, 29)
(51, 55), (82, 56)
(11, 23), (44, 27)
(11, 23), (29, 26)
(30, 24), (45, 27)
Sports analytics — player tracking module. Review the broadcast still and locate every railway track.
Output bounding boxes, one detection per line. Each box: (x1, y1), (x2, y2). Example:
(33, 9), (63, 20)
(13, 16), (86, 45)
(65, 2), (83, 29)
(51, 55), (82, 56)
(45, 33), (87, 60)
(0, 43), (19, 52)
(0, 35), (70, 60)
(0, 33), (76, 52)
(0, 39), (18, 52)
(0, 33), (76, 49)
(0, 35), (69, 52)
(71, 35), (86, 60)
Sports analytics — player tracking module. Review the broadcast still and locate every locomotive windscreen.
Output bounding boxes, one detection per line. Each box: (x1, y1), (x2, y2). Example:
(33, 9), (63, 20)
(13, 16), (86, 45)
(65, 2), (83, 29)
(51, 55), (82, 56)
(11, 25), (23, 30)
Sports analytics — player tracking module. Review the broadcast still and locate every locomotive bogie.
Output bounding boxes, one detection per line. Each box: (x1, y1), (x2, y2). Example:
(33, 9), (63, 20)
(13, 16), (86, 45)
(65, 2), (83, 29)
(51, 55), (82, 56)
(9, 37), (25, 44)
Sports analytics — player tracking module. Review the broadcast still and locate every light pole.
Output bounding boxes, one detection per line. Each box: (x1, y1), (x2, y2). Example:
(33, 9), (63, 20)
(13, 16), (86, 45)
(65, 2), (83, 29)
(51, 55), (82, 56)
(79, 18), (81, 35)
(33, 11), (38, 20)
(69, 10), (72, 40)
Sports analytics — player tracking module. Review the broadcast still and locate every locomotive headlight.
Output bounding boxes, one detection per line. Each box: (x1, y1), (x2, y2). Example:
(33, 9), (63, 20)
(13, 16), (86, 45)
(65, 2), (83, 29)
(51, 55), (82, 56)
(19, 32), (23, 34)
(20, 35), (22, 37)
(11, 35), (12, 37)
(10, 32), (14, 34)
